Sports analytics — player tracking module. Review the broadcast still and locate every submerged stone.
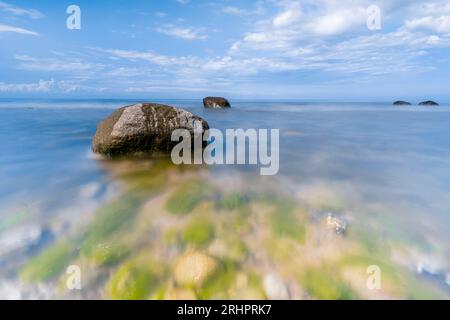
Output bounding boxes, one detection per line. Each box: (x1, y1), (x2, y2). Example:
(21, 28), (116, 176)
(263, 273), (290, 300)
(173, 251), (219, 287)
(107, 259), (158, 300)
(182, 218), (214, 246)
(326, 213), (347, 236)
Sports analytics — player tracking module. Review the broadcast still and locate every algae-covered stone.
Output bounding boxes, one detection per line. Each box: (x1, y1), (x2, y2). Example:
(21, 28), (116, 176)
(302, 268), (356, 299)
(174, 251), (219, 287)
(87, 241), (129, 266)
(81, 194), (140, 256)
(217, 193), (249, 210)
(92, 103), (209, 156)
(183, 218), (214, 246)
(107, 260), (158, 300)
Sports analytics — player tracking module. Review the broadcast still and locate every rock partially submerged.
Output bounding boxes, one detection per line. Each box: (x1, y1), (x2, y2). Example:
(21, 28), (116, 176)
(203, 97), (231, 109)
(393, 101), (412, 106)
(419, 100), (439, 106)
(92, 103), (209, 156)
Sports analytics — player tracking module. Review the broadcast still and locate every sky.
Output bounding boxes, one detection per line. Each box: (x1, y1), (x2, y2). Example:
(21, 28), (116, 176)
(0, 0), (450, 100)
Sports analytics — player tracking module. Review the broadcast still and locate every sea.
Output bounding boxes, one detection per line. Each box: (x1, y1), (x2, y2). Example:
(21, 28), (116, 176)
(0, 99), (449, 299)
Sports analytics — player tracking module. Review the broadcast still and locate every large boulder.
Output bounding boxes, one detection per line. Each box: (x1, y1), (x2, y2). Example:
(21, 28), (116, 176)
(203, 97), (231, 109)
(393, 101), (411, 106)
(92, 103), (209, 156)
(419, 100), (439, 106)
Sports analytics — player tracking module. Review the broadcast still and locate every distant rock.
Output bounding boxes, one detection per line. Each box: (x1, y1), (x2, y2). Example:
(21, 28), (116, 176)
(92, 103), (209, 156)
(174, 251), (219, 287)
(419, 100), (439, 106)
(203, 97), (231, 109)
(393, 101), (412, 106)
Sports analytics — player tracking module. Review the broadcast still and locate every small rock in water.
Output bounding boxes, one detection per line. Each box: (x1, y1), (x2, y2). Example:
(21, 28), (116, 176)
(325, 213), (347, 235)
(174, 251), (219, 287)
(92, 103), (209, 156)
(393, 100), (412, 106)
(203, 97), (231, 109)
(418, 100), (439, 106)
(263, 273), (290, 300)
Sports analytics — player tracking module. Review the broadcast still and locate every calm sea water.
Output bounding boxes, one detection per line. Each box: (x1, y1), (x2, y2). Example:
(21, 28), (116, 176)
(0, 99), (449, 299)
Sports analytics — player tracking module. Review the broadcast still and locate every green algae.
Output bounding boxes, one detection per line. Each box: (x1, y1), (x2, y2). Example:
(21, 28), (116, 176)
(107, 258), (161, 300)
(165, 179), (212, 215)
(20, 241), (76, 282)
(269, 201), (306, 242)
(302, 268), (356, 300)
(87, 241), (130, 267)
(80, 194), (141, 256)
(339, 254), (449, 299)
(183, 217), (214, 246)
(121, 169), (167, 195)
(224, 239), (248, 263)
(196, 259), (235, 299)
(163, 228), (181, 246)
(217, 193), (249, 211)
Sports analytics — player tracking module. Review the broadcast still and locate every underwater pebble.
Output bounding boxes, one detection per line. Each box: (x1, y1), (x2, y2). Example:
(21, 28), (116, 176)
(263, 273), (290, 300)
(325, 213), (347, 235)
(174, 251), (219, 287)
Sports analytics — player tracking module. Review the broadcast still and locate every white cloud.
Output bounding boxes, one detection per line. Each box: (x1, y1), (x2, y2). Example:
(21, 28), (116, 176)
(4, 0), (450, 96)
(221, 6), (245, 16)
(15, 55), (103, 73)
(0, 24), (38, 36)
(308, 8), (366, 36)
(0, 1), (43, 19)
(155, 11), (167, 18)
(273, 4), (301, 27)
(176, 0), (190, 5)
(405, 16), (450, 33)
(0, 79), (55, 92)
(155, 24), (207, 40)
(100, 48), (198, 66)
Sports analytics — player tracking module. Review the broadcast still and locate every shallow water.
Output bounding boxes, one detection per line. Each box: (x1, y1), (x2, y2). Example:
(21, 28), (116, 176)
(0, 99), (449, 299)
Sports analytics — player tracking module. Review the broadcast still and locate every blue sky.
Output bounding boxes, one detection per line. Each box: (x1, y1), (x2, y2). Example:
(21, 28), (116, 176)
(1, 0), (450, 100)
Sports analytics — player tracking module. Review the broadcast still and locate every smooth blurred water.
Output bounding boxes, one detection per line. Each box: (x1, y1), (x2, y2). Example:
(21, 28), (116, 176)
(0, 99), (449, 299)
